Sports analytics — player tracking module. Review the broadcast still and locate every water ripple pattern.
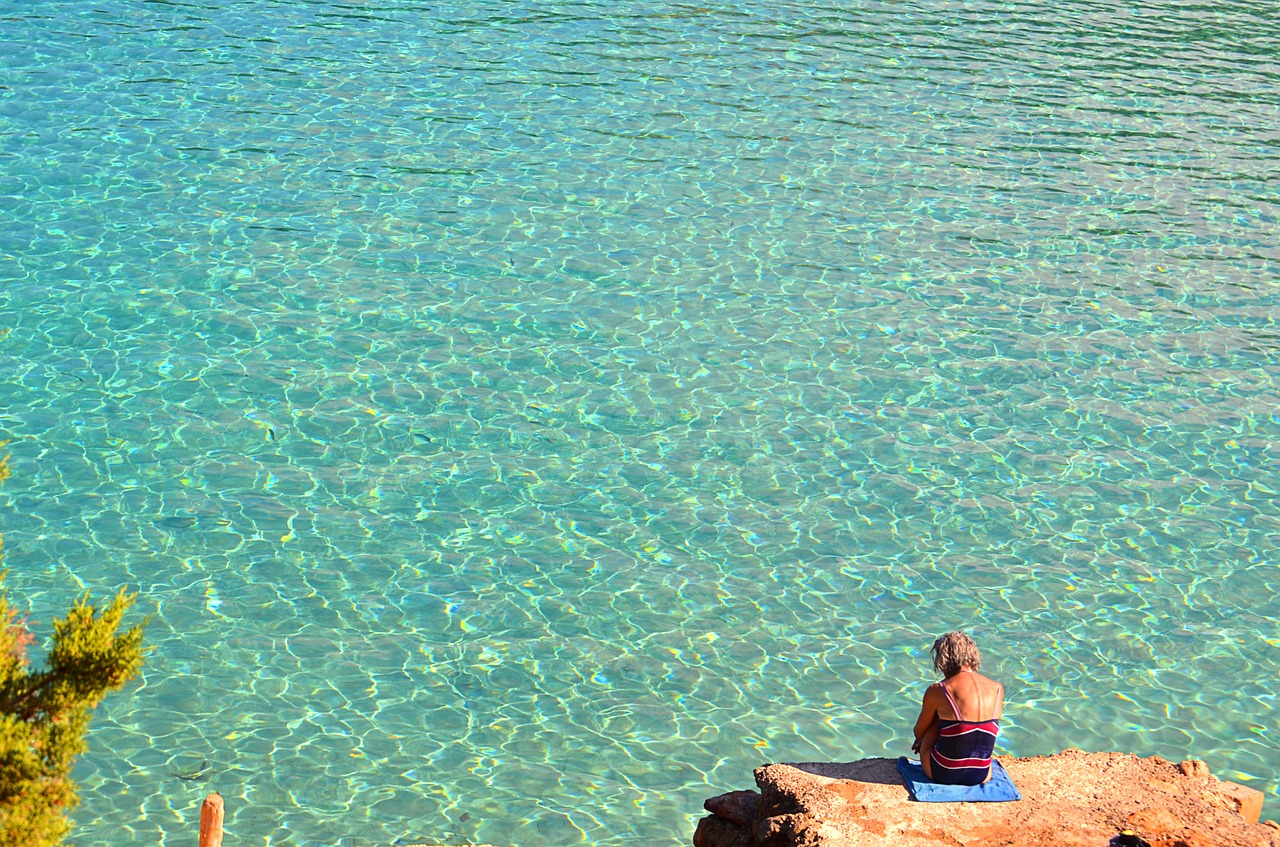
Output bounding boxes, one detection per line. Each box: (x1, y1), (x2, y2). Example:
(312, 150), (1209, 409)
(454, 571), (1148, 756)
(1, 0), (1278, 844)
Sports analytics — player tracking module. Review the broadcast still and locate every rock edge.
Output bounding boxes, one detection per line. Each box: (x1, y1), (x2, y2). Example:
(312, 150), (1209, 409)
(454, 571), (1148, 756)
(694, 750), (1278, 847)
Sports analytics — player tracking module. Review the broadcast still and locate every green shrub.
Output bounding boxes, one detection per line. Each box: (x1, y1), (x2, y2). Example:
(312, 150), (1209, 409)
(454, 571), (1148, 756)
(0, 449), (146, 846)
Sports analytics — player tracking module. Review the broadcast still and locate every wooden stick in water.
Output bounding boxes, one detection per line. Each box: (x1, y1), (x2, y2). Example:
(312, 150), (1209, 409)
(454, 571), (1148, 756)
(199, 792), (224, 847)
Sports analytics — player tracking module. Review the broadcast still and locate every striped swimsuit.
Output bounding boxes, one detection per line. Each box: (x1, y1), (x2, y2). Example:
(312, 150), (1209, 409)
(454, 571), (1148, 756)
(929, 677), (1001, 786)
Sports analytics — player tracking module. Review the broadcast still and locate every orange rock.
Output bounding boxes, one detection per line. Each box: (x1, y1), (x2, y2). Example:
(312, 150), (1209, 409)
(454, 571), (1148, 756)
(754, 812), (810, 846)
(693, 814), (752, 847)
(704, 790), (762, 826)
(824, 781), (863, 805)
(1129, 806), (1181, 836)
(714, 754), (1275, 847)
(1179, 760), (1211, 779)
(1217, 781), (1265, 824)
(1169, 831), (1216, 847)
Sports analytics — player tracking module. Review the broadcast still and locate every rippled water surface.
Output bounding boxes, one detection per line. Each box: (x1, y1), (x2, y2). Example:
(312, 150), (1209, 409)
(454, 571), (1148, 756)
(2, 0), (1278, 844)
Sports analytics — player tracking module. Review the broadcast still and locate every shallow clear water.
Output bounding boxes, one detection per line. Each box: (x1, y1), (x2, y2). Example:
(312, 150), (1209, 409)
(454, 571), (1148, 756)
(1, 0), (1278, 844)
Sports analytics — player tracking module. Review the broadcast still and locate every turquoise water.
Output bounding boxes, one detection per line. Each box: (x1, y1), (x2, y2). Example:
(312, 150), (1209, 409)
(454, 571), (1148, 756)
(1, 0), (1278, 844)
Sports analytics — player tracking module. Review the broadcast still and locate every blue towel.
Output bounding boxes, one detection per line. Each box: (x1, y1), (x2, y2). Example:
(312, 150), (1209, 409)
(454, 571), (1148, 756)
(896, 757), (1021, 802)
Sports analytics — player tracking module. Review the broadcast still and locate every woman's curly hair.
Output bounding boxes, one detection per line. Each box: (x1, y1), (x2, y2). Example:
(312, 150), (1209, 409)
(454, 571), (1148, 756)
(931, 631), (981, 677)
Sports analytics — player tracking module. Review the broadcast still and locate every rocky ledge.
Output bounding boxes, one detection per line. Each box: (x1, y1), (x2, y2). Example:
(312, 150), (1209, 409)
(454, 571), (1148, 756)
(694, 750), (1278, 847)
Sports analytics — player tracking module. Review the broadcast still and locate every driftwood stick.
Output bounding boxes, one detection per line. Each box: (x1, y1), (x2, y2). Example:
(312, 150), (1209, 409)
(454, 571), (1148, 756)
(199, 792), (224, 847)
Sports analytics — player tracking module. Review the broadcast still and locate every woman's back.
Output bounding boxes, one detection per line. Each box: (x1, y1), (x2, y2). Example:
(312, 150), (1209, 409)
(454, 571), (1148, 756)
(937, 670), (1003, 721)
(930, 670), (1003, 785)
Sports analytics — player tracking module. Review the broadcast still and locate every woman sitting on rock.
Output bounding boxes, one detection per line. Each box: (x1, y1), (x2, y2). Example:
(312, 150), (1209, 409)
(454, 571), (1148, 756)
(912, 631), (1004, 785)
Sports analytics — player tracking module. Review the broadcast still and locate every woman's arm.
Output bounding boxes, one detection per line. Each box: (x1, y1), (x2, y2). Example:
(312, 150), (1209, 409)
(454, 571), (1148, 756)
(912, 683), (941, 752)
